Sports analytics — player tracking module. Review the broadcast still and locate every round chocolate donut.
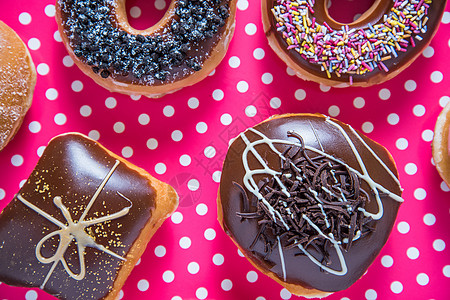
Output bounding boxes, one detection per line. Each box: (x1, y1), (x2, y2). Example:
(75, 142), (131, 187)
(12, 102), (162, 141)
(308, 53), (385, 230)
(56, 0), (237, 97)
(262, 0), (447, 87)
(218, 114), (403, 297)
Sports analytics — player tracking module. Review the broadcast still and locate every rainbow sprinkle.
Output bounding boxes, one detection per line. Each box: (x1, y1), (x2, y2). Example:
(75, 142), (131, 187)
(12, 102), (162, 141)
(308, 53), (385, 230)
(272, 0), (432, 84)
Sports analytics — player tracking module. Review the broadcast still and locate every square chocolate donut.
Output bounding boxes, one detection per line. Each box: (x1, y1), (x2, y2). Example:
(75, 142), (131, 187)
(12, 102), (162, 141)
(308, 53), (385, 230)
(0, 133), (178, 299)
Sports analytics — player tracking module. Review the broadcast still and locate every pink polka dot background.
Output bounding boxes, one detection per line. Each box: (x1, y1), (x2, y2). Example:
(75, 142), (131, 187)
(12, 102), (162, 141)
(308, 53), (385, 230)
(1, 0), (450, 299)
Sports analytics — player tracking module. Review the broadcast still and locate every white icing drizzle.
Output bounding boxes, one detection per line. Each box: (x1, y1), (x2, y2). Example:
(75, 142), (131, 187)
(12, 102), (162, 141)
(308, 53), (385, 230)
(238, 118), (403, 278)
(17, 160), (131, 289)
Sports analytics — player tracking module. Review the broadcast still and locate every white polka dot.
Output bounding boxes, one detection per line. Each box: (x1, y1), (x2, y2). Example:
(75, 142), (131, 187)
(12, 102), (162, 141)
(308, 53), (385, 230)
(423, 46), (435, 58)
(37, 146), (46, 157)
(204, 228), (216, 240)
(188, 179), (200, 191)
(88, 130), (100, 140)
(209, 69), (216, 76)
(221, 279), (233, 291)
(237, 0), (249, 11)
(405, 163), (417, 175)
(387, 113), (399, 125)
(155, 0), (166, 10)
(71, 80), (83, 92)
(54, 113), (67, 125)
(443, 265), (450, 277)
(188, 97), (199, 109)
(179, 236), (192, 249)
(19, 179), (26, 188)
(416, 273), (429, 286)
(397, 221), (410, 234)
(379, 88), (391, 100)
(28, 121), (41, 133)
(11, 155), (24, 167)
(54, 31), (62, 42)
(196, 287), (208, 300)
(270, 97), (281, 109)
(46, 88), (58, 100)
(147, 138), (158, 150)
(171, 130), (183, 142)
(204, 146), (216, 158)
(286, 67), (296, 76)
(25, 290), (38, 300)
(154, 245), (166, 257)
(37, 63), (50, 76)
(213, 253), (224, 265)
(414, 188), (426, 200)
(353, 97), (365, 108)
(245, 105), (257, 117)
(179, 154), (191, 166)
(390, 281), (403, 294)
(138, 113), (150, 125)
(237, 81), (249, 93)
(171, 212), (183, 224)
(405, 80), (417, 92)
(362, 122), (374, 134)
(247, 271), (258, 283)
(422, 129), (434, 142)
(440, 96), (450, 107)
(27, 37), (40, 50)
(221, 113), (232, 125)
(328, 105), (340, 117)
(213, 89), (224, 101)
(162, 270), (175, 283)
(341, 298), (350, 300)
(188, 262), (200, 274)
(253, 48), (265, 60)
(122, 146), (133, 158)
(155, 163), (167, 175)
(433, 239), (446, 251)
(45, 4), (56, 17)
(130, 95), (141, 101)
(137, 279), (149, 291)
(196, 122), (208, 134)
(294, 89), (306, 101)
(163, 105), (175, 117)
(196, 203), (208, 216)
(237, 249), (244, 257)
(365, 289), (377, 300)
(171, 297), (182, 300)
(129, 6), (141, 18)
(442, 11), (450, 24)
(80, 105), (92, 117)
(320, 84), (331, 92)
(441, 181), (450, 192)
(413, 104), (426, 117)
(423, 213), (436, 226)
(381, 255), (394, 268)
(19, 12), (32, 25)
(0, 188), (5, 200)
(396, 138), (408, 150)
(261, 73), (273, 84)
(245, 23), (257, 35)
(229, 56), (240, 68)
(431, 71), (443, 83)
(114, 122), (125, 133)
(63, 55), (74, 67)
(212, 171), (221, 183)
(407, 247), (420, 260)
(280, 289), (292, 299)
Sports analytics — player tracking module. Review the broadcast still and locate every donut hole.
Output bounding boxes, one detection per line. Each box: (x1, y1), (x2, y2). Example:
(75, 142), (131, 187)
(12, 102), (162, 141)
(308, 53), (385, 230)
(327, 0), (375, 24)
(125, 0), (169, 30)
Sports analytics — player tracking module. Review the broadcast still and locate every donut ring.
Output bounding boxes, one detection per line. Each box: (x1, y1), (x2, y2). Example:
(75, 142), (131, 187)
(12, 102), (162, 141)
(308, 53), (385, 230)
(262, 0), (447, 87)
(56, 0), (237, 97)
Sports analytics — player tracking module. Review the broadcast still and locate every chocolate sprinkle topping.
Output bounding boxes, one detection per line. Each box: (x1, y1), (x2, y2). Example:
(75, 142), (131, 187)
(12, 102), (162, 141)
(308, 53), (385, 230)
(58, 0), (230, 83)
(236, 131), (374, 271)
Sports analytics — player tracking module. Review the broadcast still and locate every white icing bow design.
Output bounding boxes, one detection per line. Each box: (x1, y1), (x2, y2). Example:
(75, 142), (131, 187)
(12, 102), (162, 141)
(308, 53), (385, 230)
(17, 160), (132, 289)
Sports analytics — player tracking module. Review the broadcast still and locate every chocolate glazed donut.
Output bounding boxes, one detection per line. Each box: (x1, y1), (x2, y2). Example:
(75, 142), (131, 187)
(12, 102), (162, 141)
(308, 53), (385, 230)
(56, 0), (237, 97)
(262, 0), (447, 87)
(218, 114), (403, 297)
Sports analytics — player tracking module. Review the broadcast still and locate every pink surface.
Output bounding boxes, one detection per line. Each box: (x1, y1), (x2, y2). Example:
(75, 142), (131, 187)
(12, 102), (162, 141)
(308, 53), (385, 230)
(0, 0), (450, 299)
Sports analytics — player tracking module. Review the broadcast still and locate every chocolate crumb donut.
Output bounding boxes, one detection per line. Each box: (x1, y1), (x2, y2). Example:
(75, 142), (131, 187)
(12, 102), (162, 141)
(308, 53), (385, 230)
(262, 0), (447, 87)
(0, 133), (178, 300)
(56, 0), (237, 97)
(218, 114), (403, 297)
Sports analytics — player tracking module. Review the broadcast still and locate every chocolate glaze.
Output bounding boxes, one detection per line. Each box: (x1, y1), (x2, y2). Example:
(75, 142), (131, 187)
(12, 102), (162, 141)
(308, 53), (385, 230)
(219, 114), (402, 292)
(0, 133), (156, 299)
(265, 0), (447, 85)
(57, 0), (231, 85)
